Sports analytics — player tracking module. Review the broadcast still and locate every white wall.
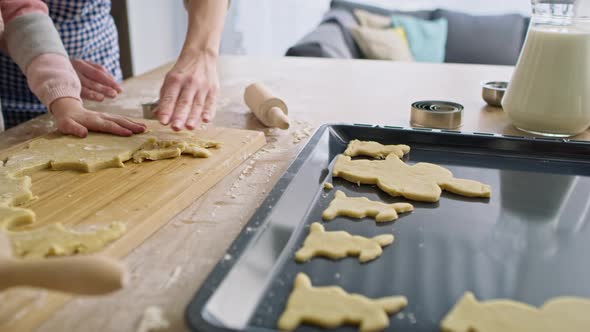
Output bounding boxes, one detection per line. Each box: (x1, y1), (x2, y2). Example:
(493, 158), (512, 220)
(126, 0), (187, 75)
(221, 0), (331, 57)
(125, 0), (531, 75)
(359, 0), (530, 15)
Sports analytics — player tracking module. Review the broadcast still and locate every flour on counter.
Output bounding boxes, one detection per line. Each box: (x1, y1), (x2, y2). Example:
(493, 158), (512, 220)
(136, 306), (170, 332)
(163, 266), (183, 289)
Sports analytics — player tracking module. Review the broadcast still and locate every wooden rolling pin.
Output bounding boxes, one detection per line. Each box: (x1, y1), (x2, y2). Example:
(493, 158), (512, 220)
(0, 232), (127, 295)
(244, 82), (290, 129)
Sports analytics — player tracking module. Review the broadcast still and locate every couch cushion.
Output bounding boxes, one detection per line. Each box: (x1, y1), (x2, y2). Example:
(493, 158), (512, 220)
(286, 22), (354, 58)
(391, 15), (448, 63)
(353, 9), (391, 29)
(351, 26), (414, 61)
(432, 9), (527, 65)
(331, 0), (432, 20)
(322, 8), (363, 58)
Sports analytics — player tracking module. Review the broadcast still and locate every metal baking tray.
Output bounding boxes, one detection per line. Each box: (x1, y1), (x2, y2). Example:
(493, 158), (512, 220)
(186, 124), (590, 332)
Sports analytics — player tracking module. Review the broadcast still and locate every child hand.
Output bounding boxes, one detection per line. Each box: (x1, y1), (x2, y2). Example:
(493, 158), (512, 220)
(51, 98), (146, 138)
(71, 59), (123, 101)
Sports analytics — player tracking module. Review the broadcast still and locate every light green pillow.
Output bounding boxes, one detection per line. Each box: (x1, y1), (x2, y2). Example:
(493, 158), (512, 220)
(391, 15), (448, 63)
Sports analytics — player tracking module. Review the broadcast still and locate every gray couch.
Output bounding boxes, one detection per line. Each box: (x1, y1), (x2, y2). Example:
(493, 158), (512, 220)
(286, 0), (530, 66)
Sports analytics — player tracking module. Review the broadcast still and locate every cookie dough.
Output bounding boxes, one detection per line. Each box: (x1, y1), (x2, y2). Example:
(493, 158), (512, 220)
(4, 129), (219, 174)
(441, 292), (590, 332)
(0, 164), (35, 230)
(333, 154), (491, 202)
(322, 190), (413, 222)
(323, 182), (334, 190)
(295, 223), (393, 263)
(0, 167), (34, 206)
(0, 128), (219, 250)
(9, 222), (126, 258)
(344, 140), (410, 159)
(0, 206), (35, 231)
(278, 273), (407, 332)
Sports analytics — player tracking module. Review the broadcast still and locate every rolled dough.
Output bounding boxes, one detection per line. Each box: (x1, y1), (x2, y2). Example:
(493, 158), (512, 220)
(441, 291), (590, 332)
(4, 129), (219, 174)
(278, 273), (407, 332)
(322, 190), (413, 222)
(0, 126), (218, 257)
(295, 222), (393, 263)
(344, 139), (410, 159)
(333, 154), (491, 202)
(9, 222), (126, 258)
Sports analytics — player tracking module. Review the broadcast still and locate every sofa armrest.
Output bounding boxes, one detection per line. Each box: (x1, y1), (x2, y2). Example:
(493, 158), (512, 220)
(286, 21), (355, 58)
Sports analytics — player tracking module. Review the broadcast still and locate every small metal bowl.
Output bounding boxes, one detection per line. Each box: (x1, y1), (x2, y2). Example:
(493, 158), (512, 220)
(482, 81), (508, 107)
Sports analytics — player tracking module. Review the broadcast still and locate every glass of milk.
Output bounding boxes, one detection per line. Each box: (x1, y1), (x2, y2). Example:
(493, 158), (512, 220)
(503, 0), (590, 137)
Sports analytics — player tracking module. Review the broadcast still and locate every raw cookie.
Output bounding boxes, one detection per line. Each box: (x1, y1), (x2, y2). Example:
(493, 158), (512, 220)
(295, 223), (393, 263)
(333, 154), (491, 202)
(322, 190), (413, 222)
(344, 139), (410, 159)
(9, 222), (126, 258)
(278, 273), (407, 332)
(441, 292), (590, 332)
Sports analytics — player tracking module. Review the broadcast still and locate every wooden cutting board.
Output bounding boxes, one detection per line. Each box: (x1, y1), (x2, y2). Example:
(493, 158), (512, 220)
(0, 123), (266, 332)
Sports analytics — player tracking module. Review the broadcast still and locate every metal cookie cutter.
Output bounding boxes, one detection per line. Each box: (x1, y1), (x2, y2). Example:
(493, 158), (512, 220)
(482, 81), (508, 107)
(410, 100), (463, 129)
(141, 99), (160, 119)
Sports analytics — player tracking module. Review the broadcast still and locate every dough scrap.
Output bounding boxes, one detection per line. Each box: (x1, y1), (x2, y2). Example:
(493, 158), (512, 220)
(136, 305), (170, 332)
(441, 292), (590, 332)
(295, 222), (393, 263)
(0, 206), (35, 231)
(323, 182), (334, 190)
(322, 190), (413, 222)
(0, 128), (219, 254)
(0, 169), (34, 206)
(333, 154), (491, 202)
(344, 139), (410, 159)
(0, 165), (36, 230)
(278, 273), (407, 332)
(9, 222), (126, 258)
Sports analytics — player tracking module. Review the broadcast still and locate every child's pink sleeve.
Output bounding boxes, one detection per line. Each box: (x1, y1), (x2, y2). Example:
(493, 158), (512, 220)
(1, 0), (82, 111)
(25, 54), (81, 109)
(0, 0), (48, 21)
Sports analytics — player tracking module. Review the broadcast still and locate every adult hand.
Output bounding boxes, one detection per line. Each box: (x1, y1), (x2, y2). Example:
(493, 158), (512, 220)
(51, 98), (146, 138)
(156, 53), (219, 131)
(71, 59), (123, 102)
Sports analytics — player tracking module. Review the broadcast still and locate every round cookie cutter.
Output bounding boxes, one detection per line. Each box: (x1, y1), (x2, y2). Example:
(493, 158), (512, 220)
(410, 100), (463, 129)
(141, 99), (160, 119)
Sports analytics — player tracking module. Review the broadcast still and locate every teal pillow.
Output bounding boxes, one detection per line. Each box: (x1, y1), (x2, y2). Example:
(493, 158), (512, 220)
(391, 15), (448, 63)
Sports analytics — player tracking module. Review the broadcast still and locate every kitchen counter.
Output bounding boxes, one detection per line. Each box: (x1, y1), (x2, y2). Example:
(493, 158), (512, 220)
(1, 56), (588, 332)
